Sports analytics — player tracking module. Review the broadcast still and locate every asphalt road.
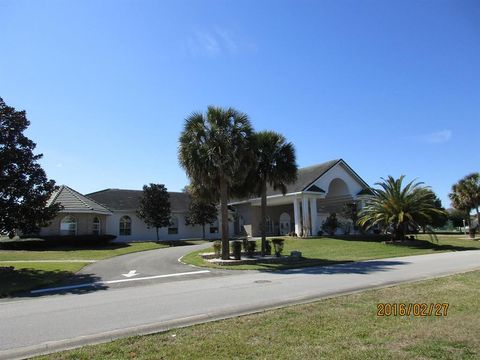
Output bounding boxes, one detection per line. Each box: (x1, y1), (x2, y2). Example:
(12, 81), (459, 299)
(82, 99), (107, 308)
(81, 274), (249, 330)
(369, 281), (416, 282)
(0, 250), (479, 359)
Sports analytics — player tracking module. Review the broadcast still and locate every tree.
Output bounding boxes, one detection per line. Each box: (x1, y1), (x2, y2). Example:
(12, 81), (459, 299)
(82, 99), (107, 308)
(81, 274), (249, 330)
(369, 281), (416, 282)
(185, 196), (218, 240)
(449, 173), (480, 237)
(137, 183), (171, 241)
(0, 98), (60, 236)
(249, 131), (297, 255)
(179, 106), (254, 259)
(357, 176), (446, 240)
(417, 191), (447, 232)
(446, 208), (467, 229)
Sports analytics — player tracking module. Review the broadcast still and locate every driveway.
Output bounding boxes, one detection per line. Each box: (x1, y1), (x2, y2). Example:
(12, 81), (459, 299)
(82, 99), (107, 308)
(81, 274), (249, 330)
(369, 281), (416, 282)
(27, 242), (232, 295)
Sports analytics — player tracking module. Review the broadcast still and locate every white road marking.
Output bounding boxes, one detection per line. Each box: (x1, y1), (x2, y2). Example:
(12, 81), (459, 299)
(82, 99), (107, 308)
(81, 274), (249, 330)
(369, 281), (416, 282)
(122, 270), (139, 278)
(30, 270), (211, 294)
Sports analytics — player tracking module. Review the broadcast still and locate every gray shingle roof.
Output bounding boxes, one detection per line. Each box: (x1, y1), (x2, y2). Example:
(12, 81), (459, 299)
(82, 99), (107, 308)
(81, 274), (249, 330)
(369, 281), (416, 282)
(47, 185), (112, 214)
(265, 159), (340, 196)
(86, 189), (191, 213)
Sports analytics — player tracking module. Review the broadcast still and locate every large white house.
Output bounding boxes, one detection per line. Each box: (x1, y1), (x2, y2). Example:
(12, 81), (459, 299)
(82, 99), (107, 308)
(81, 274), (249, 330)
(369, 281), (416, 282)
(40, 159), (371, 241)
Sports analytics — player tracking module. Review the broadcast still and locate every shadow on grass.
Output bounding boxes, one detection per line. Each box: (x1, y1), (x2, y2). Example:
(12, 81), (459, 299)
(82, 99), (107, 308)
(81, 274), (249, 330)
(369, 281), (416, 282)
(0, 268), (108, 299)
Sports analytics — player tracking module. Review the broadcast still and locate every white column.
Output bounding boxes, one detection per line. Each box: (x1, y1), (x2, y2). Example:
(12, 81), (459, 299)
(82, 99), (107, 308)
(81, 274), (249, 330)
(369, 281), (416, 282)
(302, 196), (310, 236)
(310, 198), (317, 236)
(293, 197), (301, 235)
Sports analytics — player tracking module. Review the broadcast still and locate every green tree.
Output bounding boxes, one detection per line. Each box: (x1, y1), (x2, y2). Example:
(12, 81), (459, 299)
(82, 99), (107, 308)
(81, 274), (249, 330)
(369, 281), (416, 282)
(179, 106), (254, 259)
(449, 173), (480, 237)
(185, 193), (218, 240)
(417, 191), (448, 232)
(358, 176), (446, 240)
(137, 183), (171, 241)
(0, 98), (60, 236)
(249, 131), (297, 255)
(446, 208), (467, 229)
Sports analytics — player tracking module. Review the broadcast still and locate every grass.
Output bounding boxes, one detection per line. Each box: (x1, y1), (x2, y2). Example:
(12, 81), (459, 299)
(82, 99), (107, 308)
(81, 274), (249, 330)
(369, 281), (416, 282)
(182, 234), (480, 270)
(35, 270), (480, 359)
(0, 242), (170, 297)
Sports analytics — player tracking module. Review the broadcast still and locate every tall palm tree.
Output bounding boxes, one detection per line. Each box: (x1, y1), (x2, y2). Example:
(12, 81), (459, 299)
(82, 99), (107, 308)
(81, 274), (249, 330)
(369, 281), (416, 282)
(251, 131), (297, 256)
(449, 173), (480, 237)
(178, 106), (254, 259)
(358, 176), (445, 240)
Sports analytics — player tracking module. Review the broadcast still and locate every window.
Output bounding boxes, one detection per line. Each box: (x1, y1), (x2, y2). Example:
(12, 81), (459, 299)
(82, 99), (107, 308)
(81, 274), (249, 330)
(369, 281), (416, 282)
(92, 217), (101, 235)
(119, 216), (131, 236)
(168, 216), (178, 235)
(266, 216), (274, 235)
(210, 219), (219, 234)
(60, 216), (77, 236)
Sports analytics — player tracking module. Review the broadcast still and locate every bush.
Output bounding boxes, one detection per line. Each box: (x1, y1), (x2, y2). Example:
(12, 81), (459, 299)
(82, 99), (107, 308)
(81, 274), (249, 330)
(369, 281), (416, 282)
(265, 240), (272, 256)
(212, 240), (222, 258)
(271, 238), (285, 257)
(287, 232), (297, 237)
(0, 235), (117, 250)
(322, 213), (340, 235)
(246, 240), (256, 257)
(231, 241), (242, 260)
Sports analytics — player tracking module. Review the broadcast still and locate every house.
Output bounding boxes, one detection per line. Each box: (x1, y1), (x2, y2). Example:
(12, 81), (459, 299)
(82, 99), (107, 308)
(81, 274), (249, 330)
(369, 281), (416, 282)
(41, 159), (370, 241)
(40, 185), (112, 237)
(230, 159), (372, 237)
(86, 189), (232, 241)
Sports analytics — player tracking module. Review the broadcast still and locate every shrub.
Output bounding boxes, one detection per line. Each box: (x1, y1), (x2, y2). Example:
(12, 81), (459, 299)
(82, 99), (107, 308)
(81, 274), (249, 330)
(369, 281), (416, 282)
(231, 240), (242, 260)
(287, 232), (297, 237)
(322, 213), (340, 235)
(317, 230), (323, 236)
(0, 235), (117, 250)
(246, 240), (256, 257)
(265, 240), (272, 255)
(271, 238), (285, 257)
(212, 240), (222, 258)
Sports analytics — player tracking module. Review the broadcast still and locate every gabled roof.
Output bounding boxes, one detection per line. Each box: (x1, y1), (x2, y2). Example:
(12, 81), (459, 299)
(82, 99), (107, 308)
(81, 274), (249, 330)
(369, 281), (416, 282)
(47, 185), (112, 215)
(265, 159), (340, 196)
(86, 189), (191, 213)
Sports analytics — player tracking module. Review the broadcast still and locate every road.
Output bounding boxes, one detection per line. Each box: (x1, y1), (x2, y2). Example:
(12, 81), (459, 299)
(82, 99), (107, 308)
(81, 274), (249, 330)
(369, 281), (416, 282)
(0, 250), (479, 359)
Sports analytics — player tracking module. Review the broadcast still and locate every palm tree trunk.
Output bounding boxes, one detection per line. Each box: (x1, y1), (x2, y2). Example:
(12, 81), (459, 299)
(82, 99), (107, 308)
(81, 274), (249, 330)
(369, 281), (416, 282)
(261, 181), (267, 256)
(202, 223), (205, 240)
(220, 180), (230, 260)
(156, 227), (159, 242)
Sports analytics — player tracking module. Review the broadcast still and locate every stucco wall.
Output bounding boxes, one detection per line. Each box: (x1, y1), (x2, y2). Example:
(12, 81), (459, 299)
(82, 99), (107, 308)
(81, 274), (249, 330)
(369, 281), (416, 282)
(40, 213), (108, 236)
(105, 211), (234, 242)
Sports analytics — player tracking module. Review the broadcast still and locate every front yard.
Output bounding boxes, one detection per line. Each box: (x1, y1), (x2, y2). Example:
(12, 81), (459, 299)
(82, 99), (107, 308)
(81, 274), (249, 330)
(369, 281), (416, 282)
(35, 269), (480, 359)
(0, 242), (169, 297)
(182, 234), (480, 271)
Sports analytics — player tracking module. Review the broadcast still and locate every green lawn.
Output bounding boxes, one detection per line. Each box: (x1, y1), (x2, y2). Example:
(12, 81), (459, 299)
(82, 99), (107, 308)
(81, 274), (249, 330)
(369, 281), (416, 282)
(0, 242), (170, 297)
(182, 234), (480, 270)
(35, 270), (480, 360)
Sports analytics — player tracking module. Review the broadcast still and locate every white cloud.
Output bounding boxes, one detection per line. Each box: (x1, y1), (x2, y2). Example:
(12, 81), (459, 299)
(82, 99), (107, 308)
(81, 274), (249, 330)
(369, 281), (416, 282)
(420, 130), (453, 144)
(185, 27), (243, 57)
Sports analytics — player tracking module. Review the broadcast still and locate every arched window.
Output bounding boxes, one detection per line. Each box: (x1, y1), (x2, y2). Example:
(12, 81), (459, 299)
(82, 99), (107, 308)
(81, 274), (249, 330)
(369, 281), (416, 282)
(60, 216), (77, 236)
(168, 216), (179, 234)
(119, 216), (131, 236)
(92, 217), (101, 235)
(266, 216), (274, 235)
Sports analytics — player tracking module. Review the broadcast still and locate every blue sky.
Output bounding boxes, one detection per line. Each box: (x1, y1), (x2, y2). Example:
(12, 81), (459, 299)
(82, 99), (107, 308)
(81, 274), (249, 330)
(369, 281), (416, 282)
(1, 0), (479, 207)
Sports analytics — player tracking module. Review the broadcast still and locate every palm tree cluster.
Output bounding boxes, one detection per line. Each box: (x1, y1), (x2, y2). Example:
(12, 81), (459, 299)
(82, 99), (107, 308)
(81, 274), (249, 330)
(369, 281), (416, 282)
(179, 106), (297, 259)
(449, 173), (480, 237)
(358, 176), (446, 240)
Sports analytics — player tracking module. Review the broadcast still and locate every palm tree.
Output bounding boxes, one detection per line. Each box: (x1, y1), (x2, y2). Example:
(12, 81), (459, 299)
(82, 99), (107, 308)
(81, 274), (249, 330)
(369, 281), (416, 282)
(358, 176), (445, 240)
(251, 131), (297, 256)
(178, 106), (254, 259)
(449, 173), (480, 237)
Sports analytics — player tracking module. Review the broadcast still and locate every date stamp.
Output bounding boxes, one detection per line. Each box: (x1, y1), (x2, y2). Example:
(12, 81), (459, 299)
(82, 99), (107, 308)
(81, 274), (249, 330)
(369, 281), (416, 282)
(377, 303), (449, 317)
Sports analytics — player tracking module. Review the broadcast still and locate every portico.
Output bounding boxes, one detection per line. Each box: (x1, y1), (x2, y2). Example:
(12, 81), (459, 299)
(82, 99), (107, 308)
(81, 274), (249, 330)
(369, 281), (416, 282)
(231, 159), (372, 238)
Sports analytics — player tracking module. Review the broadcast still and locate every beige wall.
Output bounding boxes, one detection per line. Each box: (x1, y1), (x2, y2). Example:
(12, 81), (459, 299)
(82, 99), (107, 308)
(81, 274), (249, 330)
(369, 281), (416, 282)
(234, 203), (294, 237)
(40, 213), (108, 236)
